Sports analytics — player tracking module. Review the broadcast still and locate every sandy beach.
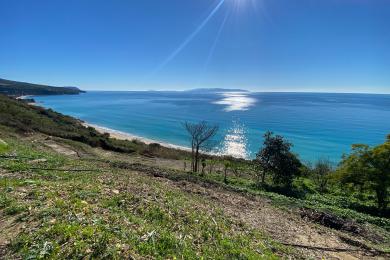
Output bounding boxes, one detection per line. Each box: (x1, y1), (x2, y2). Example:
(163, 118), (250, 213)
(16, 95), (32, 100)
(83, 122), (191, 151)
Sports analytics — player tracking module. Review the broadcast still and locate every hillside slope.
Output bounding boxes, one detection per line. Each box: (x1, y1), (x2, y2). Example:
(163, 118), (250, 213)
(0, 96), (389, 259)
(0, 78), (84, 96)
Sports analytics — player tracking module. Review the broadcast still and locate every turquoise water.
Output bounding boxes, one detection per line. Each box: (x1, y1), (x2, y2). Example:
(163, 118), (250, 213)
(34, 91), (390, 163)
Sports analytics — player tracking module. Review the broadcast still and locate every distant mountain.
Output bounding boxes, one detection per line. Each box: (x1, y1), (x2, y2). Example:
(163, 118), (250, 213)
(186, 88), (249, 93)
(0, 78), (85, 96)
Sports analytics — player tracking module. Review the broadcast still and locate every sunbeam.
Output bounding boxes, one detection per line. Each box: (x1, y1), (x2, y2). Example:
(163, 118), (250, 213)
(154, 0), (226, 73)
(194, 8), (230, 87)
(203, 9), (231, 71)
(152, 0), (263, 76)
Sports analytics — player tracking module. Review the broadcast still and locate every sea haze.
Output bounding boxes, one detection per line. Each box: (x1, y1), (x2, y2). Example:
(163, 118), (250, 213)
(34, 91), (390, 163)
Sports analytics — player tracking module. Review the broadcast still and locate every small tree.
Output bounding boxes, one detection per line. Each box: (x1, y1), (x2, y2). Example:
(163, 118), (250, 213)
(207, 159), (217, 175)
(183, 121), (218, 173)
(256, 131), (301, 188)
(230, 161), (244, 177)
(338, 135), (390, 213)
(223, 159), (231, 184)
(201, 158), (206, 175)
(312, 158), (333, 193)
(251, 159), (264, 186)
(183, 160), (188, 172)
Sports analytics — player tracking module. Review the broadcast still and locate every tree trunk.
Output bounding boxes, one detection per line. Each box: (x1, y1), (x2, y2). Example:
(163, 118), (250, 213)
(376, 186), (388, 214)
(191, 142), (195, 172)
(194, 146), (200, 172)
(261, 171), (265, 185)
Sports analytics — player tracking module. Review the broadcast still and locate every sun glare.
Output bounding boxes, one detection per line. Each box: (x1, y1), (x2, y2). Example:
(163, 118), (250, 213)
(229, 0), (255, 12)
(226, 0), (268, 20)
(155, 0), (263, 73)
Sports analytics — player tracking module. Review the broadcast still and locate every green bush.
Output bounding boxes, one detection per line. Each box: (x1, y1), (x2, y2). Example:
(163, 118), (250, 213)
(0, 138), (9, 153)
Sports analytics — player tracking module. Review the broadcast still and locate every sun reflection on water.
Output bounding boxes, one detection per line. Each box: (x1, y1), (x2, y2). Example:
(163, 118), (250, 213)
(217, 121), (249, 159)
(213, 92), (256, 112)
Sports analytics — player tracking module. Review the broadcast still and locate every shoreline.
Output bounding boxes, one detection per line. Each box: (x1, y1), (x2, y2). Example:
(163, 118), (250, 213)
(16, 95), (33, 100)
(20, 94), (192, 153)
(83, 122), (191, 152)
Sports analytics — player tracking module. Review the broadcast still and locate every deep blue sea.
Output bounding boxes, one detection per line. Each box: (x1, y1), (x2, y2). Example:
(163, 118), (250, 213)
(34, 91), (390, 164)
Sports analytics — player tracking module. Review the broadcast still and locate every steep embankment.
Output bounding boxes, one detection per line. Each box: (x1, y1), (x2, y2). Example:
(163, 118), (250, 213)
(0, 78), (84, 96)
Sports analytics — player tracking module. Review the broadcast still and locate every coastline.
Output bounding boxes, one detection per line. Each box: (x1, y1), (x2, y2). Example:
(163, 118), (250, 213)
(83, 122), (191, 152)
(16, 95), (32, 100)
(19, 94), (192, 153)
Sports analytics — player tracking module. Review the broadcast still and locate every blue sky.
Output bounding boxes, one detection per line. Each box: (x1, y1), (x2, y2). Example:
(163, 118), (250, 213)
(1, 0), (389, 93)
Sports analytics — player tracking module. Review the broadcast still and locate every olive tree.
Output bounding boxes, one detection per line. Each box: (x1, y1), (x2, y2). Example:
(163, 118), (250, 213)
(312, 158), (333, 193)
(256, 131), (301, 188)
(223, 159), (231, 184)
(338, 135), (390, 212)
(207, 159), (217, 175)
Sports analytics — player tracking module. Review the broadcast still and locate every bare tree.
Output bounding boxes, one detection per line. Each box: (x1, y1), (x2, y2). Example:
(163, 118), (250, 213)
(183, 121), (218, 172)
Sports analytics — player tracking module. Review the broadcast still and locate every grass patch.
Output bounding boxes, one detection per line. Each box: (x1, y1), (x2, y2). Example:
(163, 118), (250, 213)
(1, 138), (286, 259)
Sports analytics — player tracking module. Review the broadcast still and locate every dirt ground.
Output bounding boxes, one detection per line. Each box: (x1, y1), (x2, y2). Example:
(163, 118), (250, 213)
(43, 140), (79, 157)
(171, 180), (379, 259)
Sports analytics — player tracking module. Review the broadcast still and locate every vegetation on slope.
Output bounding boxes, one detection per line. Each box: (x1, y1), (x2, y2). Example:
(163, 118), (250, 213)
(337, 140), (390, 212)
(0, 78), (84, 96)
(0, 136), (286, 259)
(0, 94), (186, 159)
(0, 129), (388, 258)
(0, 93), (389, 258)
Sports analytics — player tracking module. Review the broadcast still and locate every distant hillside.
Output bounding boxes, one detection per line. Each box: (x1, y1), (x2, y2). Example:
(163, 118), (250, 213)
(0, 78), (85, 96)
(186, 88), (249, 93)
(0, 94), (137, 153)
(0, 94), (184, 158)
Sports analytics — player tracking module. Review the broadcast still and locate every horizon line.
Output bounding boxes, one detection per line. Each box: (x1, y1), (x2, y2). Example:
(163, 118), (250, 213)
(82, 89), (390, 95)
(3, 77), (389, 95)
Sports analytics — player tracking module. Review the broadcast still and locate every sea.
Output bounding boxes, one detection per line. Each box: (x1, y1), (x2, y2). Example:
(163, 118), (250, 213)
(33, 91), (390, 164)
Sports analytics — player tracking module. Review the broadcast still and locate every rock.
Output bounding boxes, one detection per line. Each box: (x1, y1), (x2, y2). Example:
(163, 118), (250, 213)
(29, 158), (48, 164)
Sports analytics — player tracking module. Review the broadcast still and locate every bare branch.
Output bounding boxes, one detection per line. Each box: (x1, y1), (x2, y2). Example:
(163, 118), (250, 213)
(183, 121), (219, 172)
